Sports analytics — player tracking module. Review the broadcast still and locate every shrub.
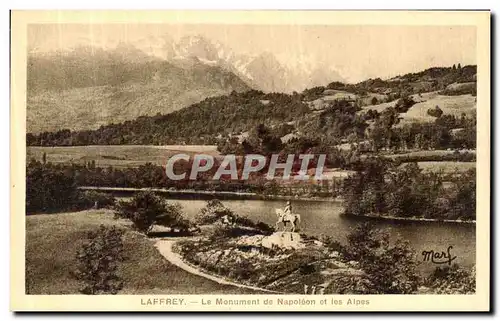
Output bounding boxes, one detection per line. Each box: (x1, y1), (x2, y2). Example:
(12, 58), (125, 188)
(115, 191), (186, 233)
(299, 263), (318, 275)
(255, 221), (275, 235)
(320, 235), (346, 254)
(194, 199), (234, 225)
(394, 96), (416, 113)
(343, 223), (421, 294)
(74, 225), (125, 294)
(427, 106), (444, 118)
(207, 225), (262, 241)
(196, 200), (274, 234)
(326, 275), (374, 294)
(425, 264), (475, 294)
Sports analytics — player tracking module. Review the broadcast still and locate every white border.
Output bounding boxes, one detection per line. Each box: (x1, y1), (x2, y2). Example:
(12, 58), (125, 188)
(3, 2), (498, 321)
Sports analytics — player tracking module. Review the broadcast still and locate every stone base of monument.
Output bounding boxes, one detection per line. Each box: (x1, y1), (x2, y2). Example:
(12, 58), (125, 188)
(261, 231), (305, 250)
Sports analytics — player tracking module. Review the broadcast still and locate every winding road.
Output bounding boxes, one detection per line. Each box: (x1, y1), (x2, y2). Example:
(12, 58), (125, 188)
(154, 238), (281, 294)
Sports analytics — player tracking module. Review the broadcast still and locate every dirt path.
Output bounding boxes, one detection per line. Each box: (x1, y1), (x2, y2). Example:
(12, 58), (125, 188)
(154, 239), (281, 294)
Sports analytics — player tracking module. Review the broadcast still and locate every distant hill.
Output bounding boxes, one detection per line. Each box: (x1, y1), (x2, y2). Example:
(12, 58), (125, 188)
(27, 65), (476, 147)
(27, 47), (251, 133)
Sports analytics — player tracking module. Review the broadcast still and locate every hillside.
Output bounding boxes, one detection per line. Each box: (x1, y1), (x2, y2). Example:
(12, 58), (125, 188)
(27, 65), (477, 149)
(27, 48), (251, 133)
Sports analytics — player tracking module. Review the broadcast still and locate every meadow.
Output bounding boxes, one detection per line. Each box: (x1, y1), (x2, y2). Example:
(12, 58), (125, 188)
(399, 93), (476, 125)
(415, 161), (476, 173)
(25, 209), (258, 294)
(27, 145), (220, 168)
(387, 149), (476, 158)
(360, 92), (476, 125)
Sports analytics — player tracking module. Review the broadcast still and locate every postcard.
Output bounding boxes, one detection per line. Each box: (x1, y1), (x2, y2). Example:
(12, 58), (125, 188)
(10, 10), (490, 311)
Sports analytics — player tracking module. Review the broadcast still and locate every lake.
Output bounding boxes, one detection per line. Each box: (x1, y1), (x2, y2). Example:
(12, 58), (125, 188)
(132, 197), (476, 274)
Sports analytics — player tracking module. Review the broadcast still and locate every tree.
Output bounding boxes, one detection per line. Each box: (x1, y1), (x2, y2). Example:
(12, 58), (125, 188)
(343, 223), (420, 294)
(371, 96), (378, 105)
(26, 159), (78, 213)
(115, 191), (186, 233)
(74, 225), (125, 294)
(447, 169), (476, 220)
(342, 157), (389, 216)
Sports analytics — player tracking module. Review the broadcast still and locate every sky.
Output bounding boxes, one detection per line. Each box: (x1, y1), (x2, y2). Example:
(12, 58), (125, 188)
(28, 24), (476, 83)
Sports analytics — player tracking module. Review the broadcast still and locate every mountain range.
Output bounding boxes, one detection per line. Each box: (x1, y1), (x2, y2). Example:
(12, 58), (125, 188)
(30, 34), (345, 93)
(135, 34), (345, 93)
(27, 34), (346, 133)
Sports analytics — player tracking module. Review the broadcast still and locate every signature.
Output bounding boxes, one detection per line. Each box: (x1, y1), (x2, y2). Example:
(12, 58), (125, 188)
(421, 245), (457, 265)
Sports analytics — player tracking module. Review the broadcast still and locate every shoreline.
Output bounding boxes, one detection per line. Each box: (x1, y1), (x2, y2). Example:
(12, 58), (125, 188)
(344, 213), (476, 225)
(79, 186), (476, 225)
(78, 186), (342, 202)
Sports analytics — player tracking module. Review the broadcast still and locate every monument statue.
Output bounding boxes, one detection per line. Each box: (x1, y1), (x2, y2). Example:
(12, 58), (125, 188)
(275, 201), (301, 232)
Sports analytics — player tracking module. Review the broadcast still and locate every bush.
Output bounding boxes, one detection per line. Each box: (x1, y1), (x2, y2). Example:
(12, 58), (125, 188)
(74, 225), (125, 294)
(115, 191), (187, 233)
(196, 200), (274, 234)
(194, 199), (235, 225)
(394, 96), (416, 113)
(207, 225), (262, 241)
(427, 106), (443, 118)
(326, 275), (374, 294)
(320, 235), (346, 254)
(425, 264), (475, 294)
(343, 223), (421, 294)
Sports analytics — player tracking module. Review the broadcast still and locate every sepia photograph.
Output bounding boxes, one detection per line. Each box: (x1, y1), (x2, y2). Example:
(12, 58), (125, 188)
(10, 10), (490, 312)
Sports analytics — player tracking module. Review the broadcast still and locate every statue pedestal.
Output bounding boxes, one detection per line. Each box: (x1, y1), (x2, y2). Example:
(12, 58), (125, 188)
(261, 232), (305, 250)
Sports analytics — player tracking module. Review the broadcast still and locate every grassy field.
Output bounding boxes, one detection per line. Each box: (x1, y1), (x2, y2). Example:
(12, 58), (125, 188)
(360, 92), (476, 124)
(390, 150), (476, 173)
(360, 99), (398, 113)
(26, 209), (258, 294)
(386, 149), (476, 159)
(399, 93), (476, 125)
(27, 145), (220, 168)
(415, 161), (476, 173)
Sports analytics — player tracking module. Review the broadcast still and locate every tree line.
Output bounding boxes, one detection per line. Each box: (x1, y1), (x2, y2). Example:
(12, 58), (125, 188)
(342, 157), (476, 221)
(26, 90), (311, 146)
